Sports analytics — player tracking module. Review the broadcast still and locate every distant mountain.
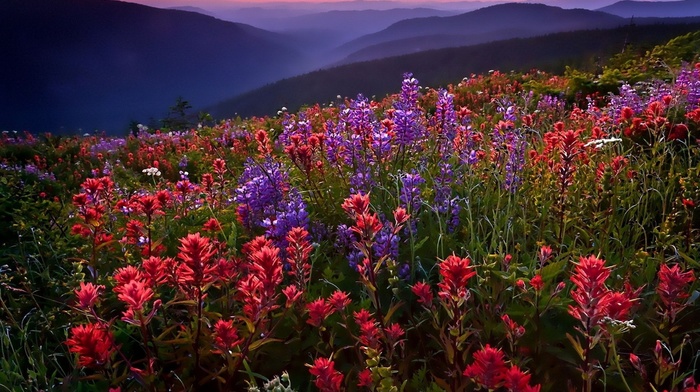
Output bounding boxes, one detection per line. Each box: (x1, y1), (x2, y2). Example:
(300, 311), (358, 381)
(0, 0), (305, 134)
(598, 0), (700, 18)
(199, 7), (463, 63)
(210, 22), (700, 120)
(334, 3), (626, 63)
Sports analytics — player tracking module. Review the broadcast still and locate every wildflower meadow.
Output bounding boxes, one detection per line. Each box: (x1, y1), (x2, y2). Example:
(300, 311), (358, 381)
(1, 44), (700, 391)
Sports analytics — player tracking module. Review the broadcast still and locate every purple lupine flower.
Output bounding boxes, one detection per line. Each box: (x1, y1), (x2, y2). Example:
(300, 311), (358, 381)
(278, 112), (314, 150)
(398, 263), (411, 281)
(178, 155), (188, 169)
(399, 171), (425, 213)
(492, 126), (527, 193)
(433, 162), (461, 233)
(90, 138), (126, 156)
(392, 73), (425, 148)
(326, 95), (380, 194)
(676, 64), (700, 110)
(234, 157), (309, 249)
(537, 94), (566, 114)
(373, 222), (399, 261)
(433, 89), (458, 149)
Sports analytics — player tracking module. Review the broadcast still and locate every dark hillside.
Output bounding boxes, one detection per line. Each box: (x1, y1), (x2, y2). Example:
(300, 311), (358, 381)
(0, 0), (304, 134)
(211, 22), (700, 120)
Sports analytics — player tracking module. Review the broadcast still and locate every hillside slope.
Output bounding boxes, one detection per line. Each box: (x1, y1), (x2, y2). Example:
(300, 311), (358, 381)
(211, 22), (700, 119)
(0, 0), (304, 134)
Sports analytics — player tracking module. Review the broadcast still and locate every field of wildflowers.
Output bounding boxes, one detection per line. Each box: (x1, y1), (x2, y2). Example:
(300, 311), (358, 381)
(1, 61), (699, 391)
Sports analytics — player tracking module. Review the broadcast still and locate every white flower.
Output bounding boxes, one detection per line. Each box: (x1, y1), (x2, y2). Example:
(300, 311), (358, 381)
(142, 167), (161, 177)
(584, 137), (623, 150)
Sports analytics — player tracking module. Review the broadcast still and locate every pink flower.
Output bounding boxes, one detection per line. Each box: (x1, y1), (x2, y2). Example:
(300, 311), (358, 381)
(74, 282), (104, 310)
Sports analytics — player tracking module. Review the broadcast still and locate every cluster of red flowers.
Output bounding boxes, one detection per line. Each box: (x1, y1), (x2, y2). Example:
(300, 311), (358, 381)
(463, 345), (541, 392)
(568, 255), (640, 330)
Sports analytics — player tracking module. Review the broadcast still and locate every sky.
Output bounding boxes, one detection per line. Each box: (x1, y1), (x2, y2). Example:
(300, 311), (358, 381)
(122, 0), (680, 9)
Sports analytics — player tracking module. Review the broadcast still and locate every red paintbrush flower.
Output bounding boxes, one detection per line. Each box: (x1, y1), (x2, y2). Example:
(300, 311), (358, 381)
(568, 255), (611, 328)
(411, 281), (434, 305)
(502, 365), (541, 392)
(202, 217), (222, 232)
(66, 323), (115, 368)
(327, 290), (352, 312)
(351, 212), (383, 240)
(176, 232), (217, 289)
(74, 282), (104, 310)
(113, 265), (144, 291)
(530, 275), (544, 292)
(307, 298), (333, 327)
(438, 254), (476, 303)
(212, 319), (242, 354)
(282, 285), (303, 308)
(308, 357), (344, 392)
(342, 193), (371, 218)
(286, 227), (312, 283)
(657, 263), (695, 322)
(463, 344), (507, 389)
(117, 279), (154, 311)
(249, 245), (283, 296)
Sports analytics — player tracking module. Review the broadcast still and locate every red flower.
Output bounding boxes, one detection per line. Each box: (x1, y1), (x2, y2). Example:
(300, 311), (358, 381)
(621, 106), (634, 121)
(437, 254), (476, 303)
(286, 227), (312, 284)
(342, 193), (371, 218)
(307, 298), (333, 327)
(392, 207), (410, 233)
(384, 323), (405, 342)
(113, 265), (144, 289)
(411, 281), (434, 305)
(74, 282), (104, 310)
(249, 245), (283, 297)
(668, 124), (688, 141)
(657, 263), (695, 321)
(212, 319), (242, 353)
(177, 232), (217, 290)
(538, 245), (552, 266)
(327, 290), (352, 312)
(202, 218), (222, 232)
(117, 279), (154, 311)
(463, 344), (507, 389)
(683, 198), (695, 209)
(351, 212), (383, 239)
(568, 255), (611, 328)
(282, 285), (303, 308)
(353, 309), (373, 325)
(131, 194), (163, 218)
(502, 365), (541, 392)
(530, 274), (544, 292)
(309, 357), (344, 392)
(212, 158), (227, 175)
(501, 314), (525, 341)
(141, 256), (170, 287)
(66, 323), (115, 368)
(357, 368), (373, 388)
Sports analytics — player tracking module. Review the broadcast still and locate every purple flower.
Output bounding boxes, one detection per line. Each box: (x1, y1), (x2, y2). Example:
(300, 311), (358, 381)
(492, 127), (527, 193)
(235, 158), (309, 248)
(392, 73), (425, 148)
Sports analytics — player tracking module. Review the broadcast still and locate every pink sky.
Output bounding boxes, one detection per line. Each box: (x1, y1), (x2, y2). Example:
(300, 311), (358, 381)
(125, 0), (507, 6)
